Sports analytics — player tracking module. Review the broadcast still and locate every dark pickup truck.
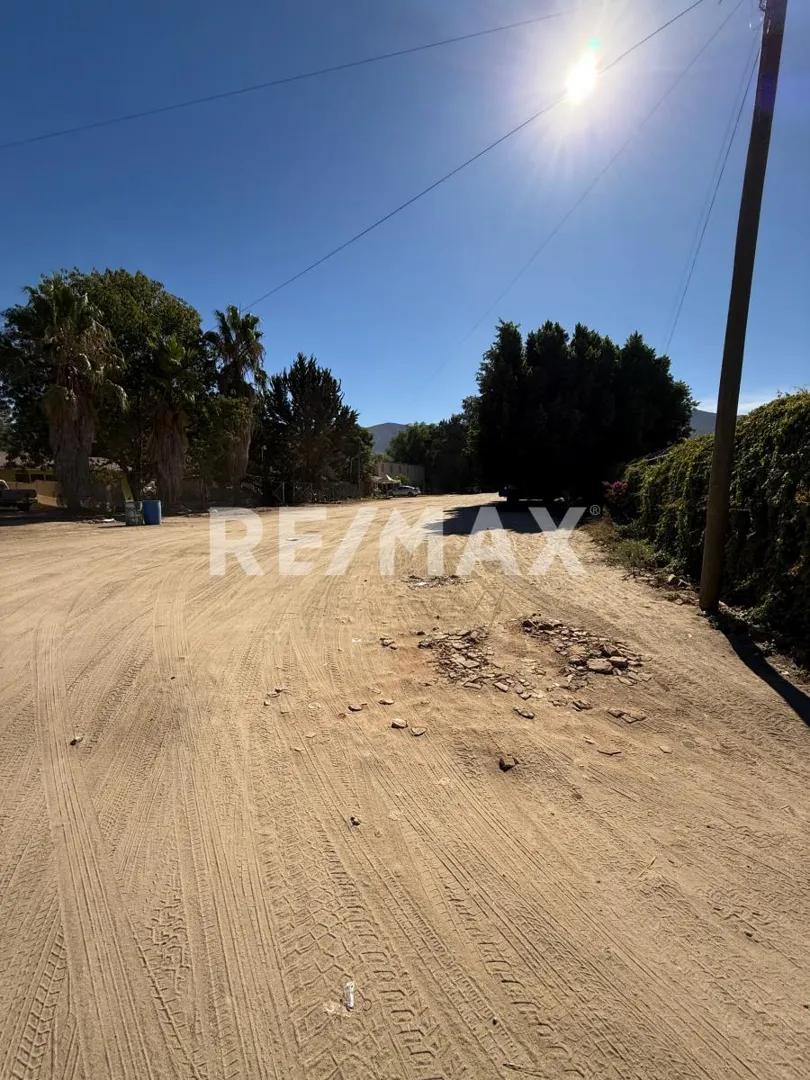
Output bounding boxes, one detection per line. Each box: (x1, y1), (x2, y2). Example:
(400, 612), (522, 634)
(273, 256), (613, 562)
(0, 479), (36, 511)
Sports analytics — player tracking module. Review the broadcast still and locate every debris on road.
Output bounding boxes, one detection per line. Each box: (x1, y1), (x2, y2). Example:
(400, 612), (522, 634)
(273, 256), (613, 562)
(418, 627), (538, 697)
(521, 615), (644, 683)
(406, 573), (463, 590)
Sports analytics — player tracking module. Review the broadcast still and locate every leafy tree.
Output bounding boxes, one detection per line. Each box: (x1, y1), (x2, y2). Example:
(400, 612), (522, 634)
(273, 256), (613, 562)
(388, 398), (479, 493)
(388, 422), (436, 469)
(474, 319), (693, 500)
(475, 321), (529, 492)
(204, 305), (266, 489)
(0, 275), (123, 510)
(69, 268), (205, 498)
(254, 354), (369, 501)
(430, 403), (479, 492)
(187, 394), (255, 501)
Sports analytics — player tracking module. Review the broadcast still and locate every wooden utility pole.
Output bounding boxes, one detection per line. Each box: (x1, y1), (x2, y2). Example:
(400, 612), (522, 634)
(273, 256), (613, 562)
(699, 0), (788, 612)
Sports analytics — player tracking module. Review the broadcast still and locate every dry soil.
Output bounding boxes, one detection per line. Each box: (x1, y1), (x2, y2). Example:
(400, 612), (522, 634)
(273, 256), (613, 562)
(1, 495), (808, 1079)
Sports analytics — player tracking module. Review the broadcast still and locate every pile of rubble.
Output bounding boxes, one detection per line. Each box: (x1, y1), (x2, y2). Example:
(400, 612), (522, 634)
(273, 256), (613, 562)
(417, 628), (534, 698)
(405, 573), (463, 590)
(521, 615), (644, 684)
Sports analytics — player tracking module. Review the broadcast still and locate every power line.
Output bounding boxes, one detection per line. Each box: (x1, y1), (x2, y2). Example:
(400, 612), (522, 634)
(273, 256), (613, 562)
(0, 9), (569, 152)
(664, 35), (761, 351)
(245, 0), (710, 309)
(464, 0), (747, 338)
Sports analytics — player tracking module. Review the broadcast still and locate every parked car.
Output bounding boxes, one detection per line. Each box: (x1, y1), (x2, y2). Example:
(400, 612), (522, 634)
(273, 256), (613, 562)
(390, 484), (419, 497)
(0, 478), (36, 511)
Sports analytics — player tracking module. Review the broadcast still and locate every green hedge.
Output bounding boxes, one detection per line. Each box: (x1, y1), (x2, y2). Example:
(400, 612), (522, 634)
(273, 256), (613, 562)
(623, 391), (810, 655)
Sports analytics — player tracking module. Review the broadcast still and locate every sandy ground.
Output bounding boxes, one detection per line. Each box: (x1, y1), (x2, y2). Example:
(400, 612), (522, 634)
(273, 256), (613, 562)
(1, 493), (808, 1080)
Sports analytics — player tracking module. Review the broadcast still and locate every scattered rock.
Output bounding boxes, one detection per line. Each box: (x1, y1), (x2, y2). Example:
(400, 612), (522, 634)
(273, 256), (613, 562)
(292, 746), (304, 753)
(349, 815), (361, 827)
(378, 697), (394, 706)
(597, 747), (623, 757)
(347, 702), (366, 712)
(69, 735), (84, 747)
(406, 573), (464, 590)
(522, 615), (644, 684)
(658, 744), (673, 754)
(571, 699), (592, 711)
(608, 707), (646, 723)
(391, 718), (408, 730)
(621, 711), (646, 724)
(498, 754), (518, 772)
(411, 726), (427, 737)
(494, 681), (511, 693)
(586, 658), (614, 674)
(513, 707), (535, 720)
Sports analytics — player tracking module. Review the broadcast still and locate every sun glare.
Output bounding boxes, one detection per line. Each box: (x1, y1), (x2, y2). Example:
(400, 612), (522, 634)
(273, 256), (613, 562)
(566, 50), (598, 105)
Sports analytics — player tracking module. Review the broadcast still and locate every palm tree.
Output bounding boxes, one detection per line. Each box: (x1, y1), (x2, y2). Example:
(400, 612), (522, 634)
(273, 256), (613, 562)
(204, 305), (265, 489)
(205, 305), (265, 396)
(8, 276), (122, 512)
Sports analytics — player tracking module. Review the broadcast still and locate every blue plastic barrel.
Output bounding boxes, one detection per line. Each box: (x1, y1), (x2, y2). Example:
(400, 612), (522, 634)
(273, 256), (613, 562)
(142, 499), (162, 525)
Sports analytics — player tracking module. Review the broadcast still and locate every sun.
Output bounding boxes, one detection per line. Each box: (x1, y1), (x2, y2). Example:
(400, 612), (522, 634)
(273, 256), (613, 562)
(566, 49), (598, 105)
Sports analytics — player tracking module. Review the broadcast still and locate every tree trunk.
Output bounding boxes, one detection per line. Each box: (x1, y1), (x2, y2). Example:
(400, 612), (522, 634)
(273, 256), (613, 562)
(50, 396), (93, 513)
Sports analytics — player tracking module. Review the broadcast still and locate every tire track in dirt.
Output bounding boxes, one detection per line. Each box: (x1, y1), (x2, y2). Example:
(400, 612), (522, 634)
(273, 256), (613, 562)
(32, 616), (183, 1080)
(152, 562), (292, 1080)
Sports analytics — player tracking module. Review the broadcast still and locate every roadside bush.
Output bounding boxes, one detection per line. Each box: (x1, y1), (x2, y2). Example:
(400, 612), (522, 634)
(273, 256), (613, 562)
(623, 391), (810, 656)
(612, 538), (658, 574)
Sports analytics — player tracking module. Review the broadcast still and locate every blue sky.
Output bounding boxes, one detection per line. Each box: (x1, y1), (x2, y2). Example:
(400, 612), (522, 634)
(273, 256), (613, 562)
(1, 0), (807, 425)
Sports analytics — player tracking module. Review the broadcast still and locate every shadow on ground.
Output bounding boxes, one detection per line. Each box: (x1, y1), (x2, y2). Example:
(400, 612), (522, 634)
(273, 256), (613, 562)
(427, 501), (588, 536)
(0, 508), (70, 527)
(717, 618), (810, 728)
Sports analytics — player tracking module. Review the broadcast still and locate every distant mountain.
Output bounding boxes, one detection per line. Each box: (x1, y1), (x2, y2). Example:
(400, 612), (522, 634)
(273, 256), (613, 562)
(369, 413), (714, 453)
(366, 422), (407, 455)
(690, 409), (716, 436)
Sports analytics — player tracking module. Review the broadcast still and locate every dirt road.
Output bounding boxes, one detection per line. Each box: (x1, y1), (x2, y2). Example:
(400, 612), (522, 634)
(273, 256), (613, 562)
(1, 495), (808, 1079)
